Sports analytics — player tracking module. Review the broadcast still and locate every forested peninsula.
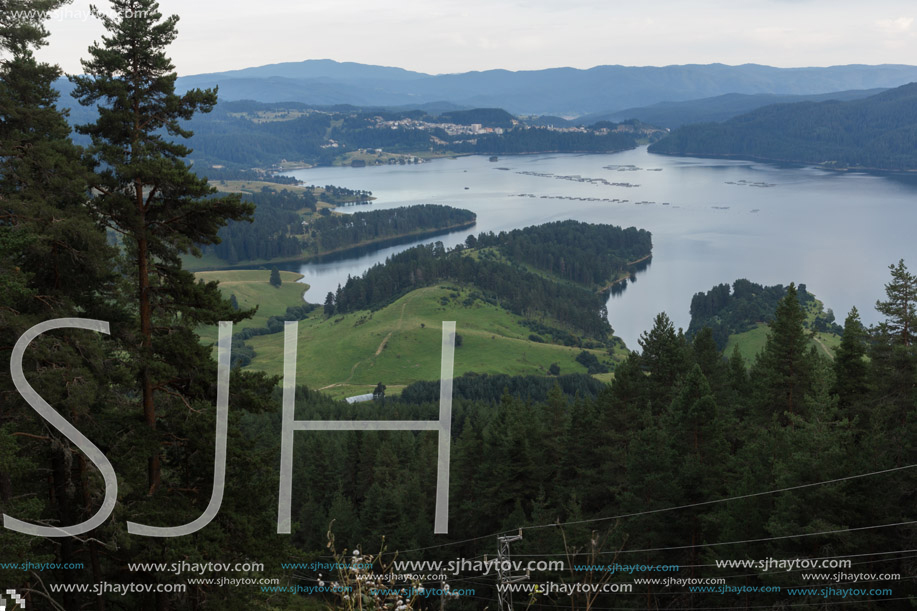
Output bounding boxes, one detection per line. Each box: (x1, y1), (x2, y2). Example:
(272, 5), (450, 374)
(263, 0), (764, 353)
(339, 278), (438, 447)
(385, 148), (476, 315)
(325, 220), (653, 340)
(650, 82), (917, 171)
(204, 186), (476, 266)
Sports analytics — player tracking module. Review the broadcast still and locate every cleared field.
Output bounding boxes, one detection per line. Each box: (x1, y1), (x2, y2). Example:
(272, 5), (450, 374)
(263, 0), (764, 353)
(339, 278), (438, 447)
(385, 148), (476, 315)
(723, 293), (841, 363)
(724, 323), (771, 363)
(725, 322), (840, 363)
(241, 285), (615, 400)
(193, 270), (308, 344)
(211, 180), (311, 194)
(209, 181), (355, 210)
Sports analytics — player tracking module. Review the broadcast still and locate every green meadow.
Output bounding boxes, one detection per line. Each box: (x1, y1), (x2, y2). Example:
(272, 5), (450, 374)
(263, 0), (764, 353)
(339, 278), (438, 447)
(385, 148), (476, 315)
(193, 269), (308, 344)
(193, 269), (842, 392)
(724, 295), (842, 363)
(240, 285), (617, 400)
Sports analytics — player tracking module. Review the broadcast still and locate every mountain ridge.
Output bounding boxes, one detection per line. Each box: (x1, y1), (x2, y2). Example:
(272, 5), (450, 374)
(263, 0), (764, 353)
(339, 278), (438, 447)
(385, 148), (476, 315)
(170, 60), (917, 117)
(577, 88), (889, 128)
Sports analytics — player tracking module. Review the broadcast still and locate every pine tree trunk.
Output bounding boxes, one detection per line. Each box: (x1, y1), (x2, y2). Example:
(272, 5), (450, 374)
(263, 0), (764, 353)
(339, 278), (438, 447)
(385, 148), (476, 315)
(900, 270), (910, 345)
(51, 438), (80, 611)
(80, 456), (106, 611)
(0, 469), (11, 502)
(132, 61), (160, 494)
(138, 190), (160, 494)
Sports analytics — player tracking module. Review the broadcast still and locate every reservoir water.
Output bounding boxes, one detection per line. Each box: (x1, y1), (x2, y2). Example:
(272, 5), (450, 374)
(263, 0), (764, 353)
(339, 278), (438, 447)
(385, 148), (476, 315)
(283, 146), (917, 351)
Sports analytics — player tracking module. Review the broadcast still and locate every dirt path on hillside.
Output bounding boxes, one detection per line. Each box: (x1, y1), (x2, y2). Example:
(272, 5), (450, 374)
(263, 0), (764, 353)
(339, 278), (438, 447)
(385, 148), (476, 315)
(320, 288), (430, 391)
(812, 335), (834, 359)
(374, 300), (411, 356)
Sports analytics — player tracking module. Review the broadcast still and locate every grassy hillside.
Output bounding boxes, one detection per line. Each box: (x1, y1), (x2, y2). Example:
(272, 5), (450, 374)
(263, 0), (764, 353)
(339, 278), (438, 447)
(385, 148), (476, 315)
(193, 269), (308, 344)
(724, 296), (842, 363)
(327, 221), (650, 341)
(190, 221), (644, 398)
(725, 323), (840, 363)
(240, 284), (622, 400)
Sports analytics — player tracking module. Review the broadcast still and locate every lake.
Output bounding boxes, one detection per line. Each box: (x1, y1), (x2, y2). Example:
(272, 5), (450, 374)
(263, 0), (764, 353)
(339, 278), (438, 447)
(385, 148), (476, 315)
(283, 146), (917, 351)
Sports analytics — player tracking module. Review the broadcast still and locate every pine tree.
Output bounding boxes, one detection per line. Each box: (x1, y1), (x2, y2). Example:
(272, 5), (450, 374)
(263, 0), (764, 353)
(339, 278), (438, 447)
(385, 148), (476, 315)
(478, 393), (539, 529)
(754, 283), (815, 420)
(0, 0), (105, 306)
(620, 406), (680, 570)
(691, 326), (728, 399)
(450, 421), (486, 534)
(71, 0), (254, 492)
(638, 312), (690, 411)
(1, 3), (122, 604)
(1, 0), (66, 51)
(867, 262), (917, 475)
(766, 359), (862, 570)
(832, 307), (869, 425)
(59, 4), (297, 608)
(589, 353), (644, 513)
(662, 365), (729, 570)
(725, 345), (750, 423)
(875, 259), (916, 346)
(269, 266), (282, 287)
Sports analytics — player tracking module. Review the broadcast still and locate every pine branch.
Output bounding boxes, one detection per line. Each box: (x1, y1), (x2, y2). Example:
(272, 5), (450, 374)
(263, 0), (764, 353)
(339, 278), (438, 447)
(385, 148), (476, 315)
(25, 571), (67, 611)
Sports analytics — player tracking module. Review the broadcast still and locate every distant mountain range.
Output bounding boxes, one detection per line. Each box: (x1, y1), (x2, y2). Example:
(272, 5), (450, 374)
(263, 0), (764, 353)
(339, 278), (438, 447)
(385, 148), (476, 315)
(576, 88), (889, 128)
(649, 83), (917, 171)
(51, 60), (917, 173)
(173, 60), (917, 117)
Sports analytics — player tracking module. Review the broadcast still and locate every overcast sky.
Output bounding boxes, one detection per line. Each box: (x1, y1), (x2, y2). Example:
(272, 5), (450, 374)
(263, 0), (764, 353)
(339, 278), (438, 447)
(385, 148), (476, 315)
(37, 0), (916, 76)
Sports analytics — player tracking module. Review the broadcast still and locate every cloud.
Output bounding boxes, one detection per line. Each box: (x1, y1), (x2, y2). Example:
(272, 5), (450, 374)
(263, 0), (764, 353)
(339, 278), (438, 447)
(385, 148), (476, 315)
(875, 16), (914, 33)
(39, 0), (917, 76)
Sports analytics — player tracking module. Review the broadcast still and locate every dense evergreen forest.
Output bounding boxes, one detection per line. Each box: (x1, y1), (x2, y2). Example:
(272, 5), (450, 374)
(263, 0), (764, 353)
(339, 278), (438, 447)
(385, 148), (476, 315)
(579, 88), (888, 129)
(325, 221), (653, 339)
(1, 2), (301, 609)
(209, 188), (308, 263)
(207, 187), (469, 264)
(650, 82), (917, 170)
(3, 2), (917, 610)
(204, 166), (303, 184)
(273, 275), (917, 610)
(397, 371), (606, 404)
(473, 220), (652, 287)
(688, 279), (842, 348)
(438, 107), (516, 128)
(303, 205), (476, 255)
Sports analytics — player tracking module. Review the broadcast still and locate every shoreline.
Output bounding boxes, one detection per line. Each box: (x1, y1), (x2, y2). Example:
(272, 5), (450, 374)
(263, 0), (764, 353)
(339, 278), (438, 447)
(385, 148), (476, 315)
(300, 219), (477, 260)
(184, 220), (478, 272)
(278, 146), (644, 175)
(596, 254), (653, 294)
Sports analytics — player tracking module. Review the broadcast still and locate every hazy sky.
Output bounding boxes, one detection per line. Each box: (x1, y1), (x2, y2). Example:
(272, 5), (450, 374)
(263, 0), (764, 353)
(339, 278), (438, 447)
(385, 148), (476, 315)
(37, 0), (916, 76)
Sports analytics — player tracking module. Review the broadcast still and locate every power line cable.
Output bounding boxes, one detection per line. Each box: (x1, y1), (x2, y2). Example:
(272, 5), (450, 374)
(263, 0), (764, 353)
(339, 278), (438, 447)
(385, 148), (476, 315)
(509, 519), (917, 557)
(519, 464), (917, 534)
